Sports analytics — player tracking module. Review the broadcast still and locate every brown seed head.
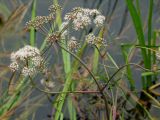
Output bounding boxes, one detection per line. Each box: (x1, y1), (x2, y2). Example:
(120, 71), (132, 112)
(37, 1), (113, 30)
(47, 32), (61, 43)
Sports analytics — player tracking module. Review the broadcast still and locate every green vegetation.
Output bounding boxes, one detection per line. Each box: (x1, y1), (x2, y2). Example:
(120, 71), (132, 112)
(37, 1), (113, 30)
(0, 0), (160, 120)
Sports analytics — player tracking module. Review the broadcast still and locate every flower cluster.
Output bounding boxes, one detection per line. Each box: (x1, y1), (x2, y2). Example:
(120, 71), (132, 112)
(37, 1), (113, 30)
(47, 32), (61, 43)
(94, 15), (105, 27)
(63, 7), (106, 30)
(85, 33), (104, 46)
(48, 4), (62, 13)
(67, 37), (79, 51)
(25, 4), (61, 30)
(24, 4), (106, 54)
(25, 15), (55, 30)
(9, 45), (45, 76)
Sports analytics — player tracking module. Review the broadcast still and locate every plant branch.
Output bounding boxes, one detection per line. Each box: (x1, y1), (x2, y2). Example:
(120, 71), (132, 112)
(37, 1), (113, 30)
(101, 63), (152, 92)
(56, 42), (110, 119)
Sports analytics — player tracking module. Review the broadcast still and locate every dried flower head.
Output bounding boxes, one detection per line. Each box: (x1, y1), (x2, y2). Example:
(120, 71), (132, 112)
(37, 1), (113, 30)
(47, 32), (61, 43)
(25, 15), (55, 30)
(25, 16), (46, 30)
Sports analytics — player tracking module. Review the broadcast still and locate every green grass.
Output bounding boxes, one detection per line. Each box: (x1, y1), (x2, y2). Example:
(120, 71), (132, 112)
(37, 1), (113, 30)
(30, 0), (37, 46)
(147, 0), (154, 86)
(125, 0), (154, 89)
(121, 43), (135, 90)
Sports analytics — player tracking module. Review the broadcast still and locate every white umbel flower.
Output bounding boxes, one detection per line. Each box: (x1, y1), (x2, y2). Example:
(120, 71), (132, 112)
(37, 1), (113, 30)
(32, 56), (43, 67)
(73, 13), (91, 30)
(89, 9), (100, 16)
(85, 33), (96, 44)
(94, 15), (105, 27)
(9, 61), (19, 72)
(9, 45), (44, 77)
(10, 45), (40, 62)
(22, 67), (35, 77)
(85, 33), (105, 46)
(63, 7), (105, 30)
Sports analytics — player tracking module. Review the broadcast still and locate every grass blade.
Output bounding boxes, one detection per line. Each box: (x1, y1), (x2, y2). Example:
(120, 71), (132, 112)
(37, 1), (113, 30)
(30, 0), (37, 46)
(147, 0), (153, 85)
(125, 0), (148, 68)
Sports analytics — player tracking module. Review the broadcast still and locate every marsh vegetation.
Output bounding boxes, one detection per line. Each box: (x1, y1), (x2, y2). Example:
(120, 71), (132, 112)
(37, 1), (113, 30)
(0, 0), (160, 120)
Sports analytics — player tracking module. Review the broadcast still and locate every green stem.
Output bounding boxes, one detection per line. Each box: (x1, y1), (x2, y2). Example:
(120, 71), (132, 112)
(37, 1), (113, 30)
(147, 0), (153, 86)
(30, 0), (37, 46)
